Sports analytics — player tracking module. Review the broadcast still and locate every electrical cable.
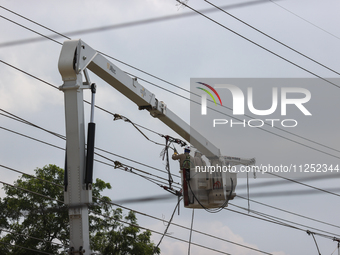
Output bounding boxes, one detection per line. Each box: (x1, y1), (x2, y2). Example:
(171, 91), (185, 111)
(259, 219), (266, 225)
(1, 6), (340, 160)
(0, 241), (55, 255)
(0, 1), (273, 48)
(1, 10), (340, 157)
(224, 207), (338, 241)
(188, 209), (194, 255)
(0, 15), (63, 46)
(2, 51), (340, 162)
(3, 163), (336, 255)
(229, 203), (340, 238)
(3, 107), (339, 202)
(268, 0), (340, 41)
(236, 195), (340, 230)
(0, 164), (276, 255)
(0, 107), (181, 179)
(124, 72), (340, 159)
(0, 228), (66, 249)
(307, 230), (322, 255)
(94, 158), (181, 190)
(1, 120), (339, 202)
(263, 171), (340, 198)
(176, 0), (340, 89)
(0, 124), (181, 190)
(0, 179), (64, 203)
(89, 208), (233, 255)
(113, 113), (165, 147)
(154, 197), (182, 253)
(237, 173), (340, 190)
(237, 188), (340, 199)
(4, 107), (340, 206)
(88, 197), (275, 255)
(0, 10), (338, 250)
(0, 178), (233, 255)
(204, 0), (340, 76)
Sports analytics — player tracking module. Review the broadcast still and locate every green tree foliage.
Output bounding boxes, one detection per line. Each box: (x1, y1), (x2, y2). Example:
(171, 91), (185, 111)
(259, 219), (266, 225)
(0, 164), (160, 255)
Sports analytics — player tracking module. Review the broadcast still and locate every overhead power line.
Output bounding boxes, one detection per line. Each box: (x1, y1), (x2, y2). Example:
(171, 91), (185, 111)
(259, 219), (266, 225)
(0, 177), (237, 255)
(204, 0), (340, 76)
(176, 0), (340, 89)
(236, 195), (340, 230)
(0, 107), (181, 179)
(1, 3), (340, 162)
(1, 8), (340, 157)
(229, 203), (340, 238)
(0, 15), (62, 46)
(1, 58), (340, 165)
(0, 124), (179, 190)
(1, 107), (340, 207)
(263, 171), (340, 198)
(1, 6), (340, 156)
(0, 241), (55, 255)
(2, 105), (340, 200)
(0, 228), (66, 249)
(224, 207), (337, 241)
(1, 163), (337, 255)
(237, 173), (340, 190)
(0, 1), (271, 48)
(91, 209), (234, 255)
(268, 0), (340, 41)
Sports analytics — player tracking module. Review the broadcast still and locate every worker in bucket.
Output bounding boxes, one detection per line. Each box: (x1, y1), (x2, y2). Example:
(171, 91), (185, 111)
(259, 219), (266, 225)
(172, 146), (194, 171)
(172, 146), (194, 206)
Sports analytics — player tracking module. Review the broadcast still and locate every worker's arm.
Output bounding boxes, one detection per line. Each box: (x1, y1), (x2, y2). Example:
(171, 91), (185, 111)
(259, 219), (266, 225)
(172, 153), (182, 160)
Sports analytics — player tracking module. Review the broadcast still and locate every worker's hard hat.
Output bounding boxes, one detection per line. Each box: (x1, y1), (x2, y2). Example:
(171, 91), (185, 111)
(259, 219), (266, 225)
(184, 146), (191, 152)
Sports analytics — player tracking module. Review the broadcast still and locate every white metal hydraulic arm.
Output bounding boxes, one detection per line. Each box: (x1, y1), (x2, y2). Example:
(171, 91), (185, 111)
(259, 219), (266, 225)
(58, 39), (254, 252)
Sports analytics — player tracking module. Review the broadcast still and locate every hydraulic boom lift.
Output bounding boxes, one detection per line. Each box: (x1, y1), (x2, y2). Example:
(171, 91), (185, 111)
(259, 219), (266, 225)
(58, 39), (254, 254)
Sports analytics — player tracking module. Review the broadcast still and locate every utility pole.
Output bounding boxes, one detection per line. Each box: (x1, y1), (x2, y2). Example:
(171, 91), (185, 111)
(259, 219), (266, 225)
(59, 40), (95, 255)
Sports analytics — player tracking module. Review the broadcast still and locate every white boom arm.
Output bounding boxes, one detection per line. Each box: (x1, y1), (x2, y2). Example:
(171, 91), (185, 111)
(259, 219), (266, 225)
(58, 40), (254, 251)
(59, 39), (222, 158)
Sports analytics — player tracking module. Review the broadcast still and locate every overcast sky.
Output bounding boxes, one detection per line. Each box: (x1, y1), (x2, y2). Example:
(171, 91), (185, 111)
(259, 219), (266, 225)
(0, 0), (340, 254)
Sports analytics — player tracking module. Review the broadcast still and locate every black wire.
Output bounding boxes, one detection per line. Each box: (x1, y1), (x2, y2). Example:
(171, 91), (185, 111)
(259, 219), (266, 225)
(89, 208), (233, 255)
(0, 164), (325, 255)
(0, 176), (231, 255)
(0, 15), (63, 46)
(229, 203), (340, 238)
(2, 47), (340, 162)
(0, 228), (65, 249)
(188, 209), (195, 255)
(113, 113), (165, 146)
(130, 73), (340, 159)
(307, 230), (322, 255)
(204, 0), (340, 76)
(263, 171), (340, 198)
(177, 0), (340, 89)
(0, 107), (181, 179)
(236, 195), (340, 229)
(1, 6), (340, 156)
(0, 241), (55, 255)
(0, 124), (181, 190)
(154, 197), (182, 253)
(268, 0), (340, 41)
(0, 1), (271, 48)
